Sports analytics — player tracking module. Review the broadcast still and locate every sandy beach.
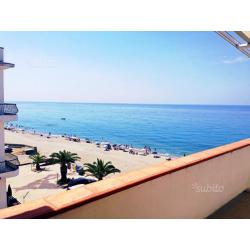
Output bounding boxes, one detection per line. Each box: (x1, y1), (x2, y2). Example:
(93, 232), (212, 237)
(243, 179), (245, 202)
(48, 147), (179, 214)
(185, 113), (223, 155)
(5, 130), (164, 203)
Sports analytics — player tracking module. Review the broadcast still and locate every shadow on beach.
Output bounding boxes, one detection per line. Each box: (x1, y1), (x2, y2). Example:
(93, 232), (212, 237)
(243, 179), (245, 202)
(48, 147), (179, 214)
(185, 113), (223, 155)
(14, 174), (59, 191)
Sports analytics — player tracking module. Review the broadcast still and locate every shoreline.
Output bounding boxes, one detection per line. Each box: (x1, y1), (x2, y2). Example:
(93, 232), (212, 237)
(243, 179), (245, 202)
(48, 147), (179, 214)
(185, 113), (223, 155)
(5, 125), (177, 159)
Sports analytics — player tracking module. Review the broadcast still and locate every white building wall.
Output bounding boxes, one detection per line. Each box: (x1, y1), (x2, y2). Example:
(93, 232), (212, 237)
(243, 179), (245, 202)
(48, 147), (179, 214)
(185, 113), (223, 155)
(0, 47), (15, 209)
(0, 123), (4, 161)
(0, 48), (6, 208)
(0, 48), (4, 102)
(0, 48), (5, 162)
(0, 48), (3, 61)
(0, 70), (3, 102)
(0, 178), (7, 208)
(52, 145), (250, 219)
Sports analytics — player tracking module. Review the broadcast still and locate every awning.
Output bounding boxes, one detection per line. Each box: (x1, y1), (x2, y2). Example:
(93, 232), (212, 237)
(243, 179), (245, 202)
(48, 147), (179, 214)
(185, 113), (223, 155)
(216, 31), (250, 58)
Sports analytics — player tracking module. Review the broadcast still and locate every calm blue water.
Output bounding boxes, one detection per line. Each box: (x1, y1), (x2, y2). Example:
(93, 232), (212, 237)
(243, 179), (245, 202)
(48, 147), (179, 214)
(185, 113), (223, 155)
(9, 102), (250, 156)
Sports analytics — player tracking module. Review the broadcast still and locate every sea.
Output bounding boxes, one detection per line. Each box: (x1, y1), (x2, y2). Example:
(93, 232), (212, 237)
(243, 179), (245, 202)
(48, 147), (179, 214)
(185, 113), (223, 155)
(8, 102), (250, 157)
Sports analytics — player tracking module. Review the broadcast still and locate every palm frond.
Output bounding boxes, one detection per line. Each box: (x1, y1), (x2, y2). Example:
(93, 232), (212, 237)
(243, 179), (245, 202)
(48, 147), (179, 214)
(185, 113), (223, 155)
(84, 158), (121, 180)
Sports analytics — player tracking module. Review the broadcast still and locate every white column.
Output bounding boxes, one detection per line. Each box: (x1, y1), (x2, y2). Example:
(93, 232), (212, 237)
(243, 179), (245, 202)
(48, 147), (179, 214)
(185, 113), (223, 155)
(0, 48), (6, 209)
(0, 123), (4, 161)
(0, 47), (3, 60)
(0, 47), (4, 102)
(0, 178), (7, 208)
(0, 70), (3, 102)
(0, 48), (5, 162)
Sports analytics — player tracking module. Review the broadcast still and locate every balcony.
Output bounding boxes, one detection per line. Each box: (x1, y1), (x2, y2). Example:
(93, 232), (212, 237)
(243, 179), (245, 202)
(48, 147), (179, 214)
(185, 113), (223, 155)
(0, 139), (250, 218)
(0, 61), (15, 70)
(0, 153), (20, 174)
(0, 103), (18, 115)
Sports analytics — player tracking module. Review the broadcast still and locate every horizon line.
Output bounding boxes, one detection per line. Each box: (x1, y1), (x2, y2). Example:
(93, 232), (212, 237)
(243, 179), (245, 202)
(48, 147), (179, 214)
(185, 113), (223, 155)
(5, 100), (250, 106)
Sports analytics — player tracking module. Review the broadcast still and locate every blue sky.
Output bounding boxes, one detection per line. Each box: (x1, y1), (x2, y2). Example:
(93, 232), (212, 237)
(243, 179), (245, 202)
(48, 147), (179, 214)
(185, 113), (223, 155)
(1, 32), (250, 104)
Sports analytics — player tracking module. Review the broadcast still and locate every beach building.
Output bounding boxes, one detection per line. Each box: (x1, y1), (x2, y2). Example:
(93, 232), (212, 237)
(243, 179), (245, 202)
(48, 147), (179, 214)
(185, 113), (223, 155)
(0, 32), (249, 218)
(0, 47), (19, 208)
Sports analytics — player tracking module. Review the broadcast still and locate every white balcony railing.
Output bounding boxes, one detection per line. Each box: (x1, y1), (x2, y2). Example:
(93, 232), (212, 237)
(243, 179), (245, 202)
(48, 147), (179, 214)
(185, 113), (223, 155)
(0, 103), (18, 115)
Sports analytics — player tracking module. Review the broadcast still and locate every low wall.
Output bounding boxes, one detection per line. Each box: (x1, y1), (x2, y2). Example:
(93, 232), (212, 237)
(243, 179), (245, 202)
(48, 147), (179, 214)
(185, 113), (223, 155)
(0, 139), (250, 218)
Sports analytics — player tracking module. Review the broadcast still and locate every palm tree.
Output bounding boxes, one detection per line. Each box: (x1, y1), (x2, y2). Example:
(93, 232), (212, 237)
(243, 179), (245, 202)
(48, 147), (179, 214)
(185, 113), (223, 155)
(50, 150), (80, 184)
(30, 153), (46, 171)
(84, 158), (121, 181)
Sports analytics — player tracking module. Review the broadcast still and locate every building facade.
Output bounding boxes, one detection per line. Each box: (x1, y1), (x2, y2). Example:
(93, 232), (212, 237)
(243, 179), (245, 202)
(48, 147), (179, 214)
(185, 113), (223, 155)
(0, 47), (19, 208)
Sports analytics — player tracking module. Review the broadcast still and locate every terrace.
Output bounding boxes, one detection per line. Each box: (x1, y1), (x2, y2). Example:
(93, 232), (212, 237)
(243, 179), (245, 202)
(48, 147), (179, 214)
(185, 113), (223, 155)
(0, 138), (250, 218)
